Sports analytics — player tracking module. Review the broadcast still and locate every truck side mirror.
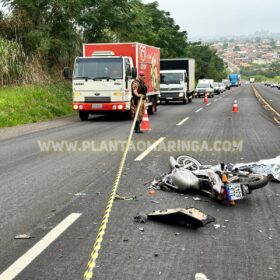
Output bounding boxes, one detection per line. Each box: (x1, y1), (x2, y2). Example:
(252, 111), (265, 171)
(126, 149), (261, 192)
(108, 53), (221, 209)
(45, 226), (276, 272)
(132, 67), (137, 79)
(63, 67), (72, 80)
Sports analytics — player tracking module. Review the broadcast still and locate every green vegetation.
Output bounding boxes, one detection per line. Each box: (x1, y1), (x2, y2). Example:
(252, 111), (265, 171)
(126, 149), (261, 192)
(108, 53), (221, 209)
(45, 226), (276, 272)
(0, 81), (72, 127)
(241, 60), (280, 82)
(0, 0), (226, 83)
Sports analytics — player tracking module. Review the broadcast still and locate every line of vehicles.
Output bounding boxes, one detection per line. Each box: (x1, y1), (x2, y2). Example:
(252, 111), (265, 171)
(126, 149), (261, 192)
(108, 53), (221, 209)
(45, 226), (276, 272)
(63, 42), (240, 121)
(264, 81), (280, 90)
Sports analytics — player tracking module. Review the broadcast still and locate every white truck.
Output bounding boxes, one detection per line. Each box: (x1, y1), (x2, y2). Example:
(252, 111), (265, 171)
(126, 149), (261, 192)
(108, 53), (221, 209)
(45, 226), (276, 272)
(250, 78), (255, 83)
(160, 58), (195, 104)
(195, 79), (214, 98)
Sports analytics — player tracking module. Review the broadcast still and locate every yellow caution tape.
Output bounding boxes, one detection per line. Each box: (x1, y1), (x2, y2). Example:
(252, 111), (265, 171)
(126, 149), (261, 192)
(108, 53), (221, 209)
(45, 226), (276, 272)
(83, 97), (144, 280)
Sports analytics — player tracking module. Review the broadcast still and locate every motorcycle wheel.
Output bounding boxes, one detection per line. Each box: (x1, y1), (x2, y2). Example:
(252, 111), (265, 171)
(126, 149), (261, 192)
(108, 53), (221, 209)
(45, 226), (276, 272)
(241, 174), (269, 191)
(176, 155), (201, 171)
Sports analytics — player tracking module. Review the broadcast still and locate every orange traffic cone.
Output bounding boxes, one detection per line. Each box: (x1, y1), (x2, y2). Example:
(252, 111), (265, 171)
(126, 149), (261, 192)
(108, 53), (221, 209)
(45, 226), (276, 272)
(140, 109), (152, 131)
(232, 99), (239, 113)
(203, 94), (209, 104)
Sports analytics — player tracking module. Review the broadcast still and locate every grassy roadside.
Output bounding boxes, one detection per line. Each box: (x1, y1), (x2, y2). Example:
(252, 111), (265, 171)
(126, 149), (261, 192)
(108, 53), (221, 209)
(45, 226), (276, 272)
(0, 81), (73, 128)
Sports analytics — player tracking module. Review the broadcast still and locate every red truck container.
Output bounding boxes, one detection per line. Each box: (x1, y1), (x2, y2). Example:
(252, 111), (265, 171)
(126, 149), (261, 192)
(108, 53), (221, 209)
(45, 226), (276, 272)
(68, 42), (160, 121)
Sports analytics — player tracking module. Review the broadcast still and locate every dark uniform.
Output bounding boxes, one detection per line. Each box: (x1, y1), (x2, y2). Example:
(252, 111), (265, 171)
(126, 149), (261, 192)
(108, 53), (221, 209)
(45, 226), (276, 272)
(132, 78), (147, 133)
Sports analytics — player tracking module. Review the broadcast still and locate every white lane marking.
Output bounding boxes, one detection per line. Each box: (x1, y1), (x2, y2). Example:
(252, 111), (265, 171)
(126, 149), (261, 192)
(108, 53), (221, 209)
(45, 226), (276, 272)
(195, 108), (203, 113)
(135, 137), (165, 161)
(206, 103), (211, 106)
(176, 117), (190, 126)
(0, 213), (82, 280)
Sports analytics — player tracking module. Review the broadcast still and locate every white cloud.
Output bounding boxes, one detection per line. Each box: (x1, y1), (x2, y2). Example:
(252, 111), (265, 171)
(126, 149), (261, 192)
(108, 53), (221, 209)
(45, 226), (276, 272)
(142, 0), (280, 37)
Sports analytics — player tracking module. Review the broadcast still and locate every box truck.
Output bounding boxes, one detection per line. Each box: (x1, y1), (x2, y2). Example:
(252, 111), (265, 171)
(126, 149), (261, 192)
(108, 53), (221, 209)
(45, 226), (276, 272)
(229, 74), (241, 87)
(64, 42), (160, 120)
(160, 58), (195, 104)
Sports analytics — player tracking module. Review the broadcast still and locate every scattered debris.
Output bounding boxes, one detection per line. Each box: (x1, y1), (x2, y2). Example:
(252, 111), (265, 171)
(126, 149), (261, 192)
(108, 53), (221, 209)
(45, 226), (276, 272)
(193, 197), (202, 201)
(258, 230), (263, 233)
(123, 239), (129, 242)
(269, 236), (272, 240)
(268, 267), (273, 270)
(134, 213), (148, 224)
(147, 207), (215, 228)
(151, 200), (160, 204)
(214, 224), (220, 229)
(115, 194), (137, 201)
(224, 219), (229, 222)
(15, 234), (32, 239)
(139, 227), (144, 232)
(75, 192), (87, 196)
(154, 253), (159, 257)
(175, 233), (181, 236)
(148, 189), (156, 195)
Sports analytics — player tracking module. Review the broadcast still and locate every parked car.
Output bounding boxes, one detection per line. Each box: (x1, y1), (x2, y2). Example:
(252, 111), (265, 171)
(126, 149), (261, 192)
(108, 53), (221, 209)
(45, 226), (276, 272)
(194, 79), (214, 98)
(213, 82), (220, 94)
(218, 83), (226, 92)
(271, 83), (278, 88)
(222, 79), (231, 90)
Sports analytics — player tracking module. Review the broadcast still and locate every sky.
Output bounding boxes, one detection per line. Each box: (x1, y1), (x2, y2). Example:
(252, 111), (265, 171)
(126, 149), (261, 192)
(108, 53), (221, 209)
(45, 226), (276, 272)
(143, 0), (280, 39)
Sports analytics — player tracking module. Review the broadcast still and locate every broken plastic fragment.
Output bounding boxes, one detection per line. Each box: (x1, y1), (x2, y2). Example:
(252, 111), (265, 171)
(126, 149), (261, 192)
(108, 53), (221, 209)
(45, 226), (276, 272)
(193, 197), (202, 201)
(214, 224), (220, 229)
(115, 194), (137, 201)
(75, 192), (87, 196)
(147, 207), (215, 228)
(15, 234), (32, 239)
(134, 213), (148, 224)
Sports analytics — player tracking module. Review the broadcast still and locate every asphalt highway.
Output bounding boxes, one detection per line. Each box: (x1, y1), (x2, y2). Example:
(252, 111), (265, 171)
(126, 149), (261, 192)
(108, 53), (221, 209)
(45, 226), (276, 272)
(0, 85), (279, 280)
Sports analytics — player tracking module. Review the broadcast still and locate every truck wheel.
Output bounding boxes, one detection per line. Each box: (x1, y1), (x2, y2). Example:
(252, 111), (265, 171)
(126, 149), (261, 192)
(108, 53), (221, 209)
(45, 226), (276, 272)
(182, 98), (187, 104)
(148, 99), (156, 115)
(79, 111), (89, 121)
(188, 97), (192, 103)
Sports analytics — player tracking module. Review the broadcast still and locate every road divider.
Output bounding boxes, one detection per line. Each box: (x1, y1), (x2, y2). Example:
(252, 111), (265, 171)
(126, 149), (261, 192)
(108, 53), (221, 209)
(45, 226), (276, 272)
(0, 213), (82, 280)
(176, 117), (190, 126)
(135, 137), (166, 161)
(252, 86), (280, 125)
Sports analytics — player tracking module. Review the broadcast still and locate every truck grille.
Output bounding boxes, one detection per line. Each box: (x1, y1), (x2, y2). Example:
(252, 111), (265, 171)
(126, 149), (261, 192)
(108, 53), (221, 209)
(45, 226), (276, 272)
(160, 92), (180, 98)
(84, 96), (111, 103)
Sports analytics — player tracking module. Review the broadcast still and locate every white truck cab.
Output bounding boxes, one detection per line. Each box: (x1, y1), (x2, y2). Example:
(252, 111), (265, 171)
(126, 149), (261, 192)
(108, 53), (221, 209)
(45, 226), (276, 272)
(160, 70), (189, 104)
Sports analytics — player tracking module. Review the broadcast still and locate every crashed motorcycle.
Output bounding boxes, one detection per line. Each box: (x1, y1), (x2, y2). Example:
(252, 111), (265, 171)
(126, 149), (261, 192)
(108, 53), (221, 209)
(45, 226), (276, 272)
(153, 155), (270, 204)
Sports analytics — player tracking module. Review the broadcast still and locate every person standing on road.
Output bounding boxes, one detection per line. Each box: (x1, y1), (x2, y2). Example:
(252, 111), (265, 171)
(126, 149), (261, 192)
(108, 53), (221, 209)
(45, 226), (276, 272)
(132, 70), (147, 133)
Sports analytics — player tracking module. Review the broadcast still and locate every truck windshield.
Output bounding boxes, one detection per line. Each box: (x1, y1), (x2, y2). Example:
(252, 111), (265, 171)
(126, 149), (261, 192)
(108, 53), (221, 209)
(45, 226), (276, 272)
(160, 73), (183, 84)
(73, 57), (123, 79)
(197, 83), (209, 88)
